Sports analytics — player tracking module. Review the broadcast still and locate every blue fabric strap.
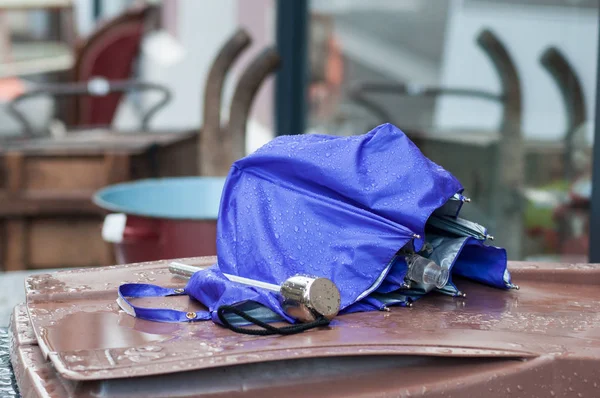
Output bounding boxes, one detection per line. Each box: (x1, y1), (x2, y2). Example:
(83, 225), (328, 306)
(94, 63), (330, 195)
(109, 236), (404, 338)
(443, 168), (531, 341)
(117, 283), (211, 323)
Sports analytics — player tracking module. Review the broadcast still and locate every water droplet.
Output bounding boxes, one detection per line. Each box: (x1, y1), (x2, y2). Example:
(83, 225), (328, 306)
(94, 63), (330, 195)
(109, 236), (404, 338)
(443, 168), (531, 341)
(275, 233), (280, 239)
(140, 346), (162, 352)
(294, 226), (299, 232)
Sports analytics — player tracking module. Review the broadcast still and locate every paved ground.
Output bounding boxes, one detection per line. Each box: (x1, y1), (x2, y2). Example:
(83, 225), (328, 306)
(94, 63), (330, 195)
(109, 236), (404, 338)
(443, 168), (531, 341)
(0, 327), (19, 396)
(0, 270), (57, 327)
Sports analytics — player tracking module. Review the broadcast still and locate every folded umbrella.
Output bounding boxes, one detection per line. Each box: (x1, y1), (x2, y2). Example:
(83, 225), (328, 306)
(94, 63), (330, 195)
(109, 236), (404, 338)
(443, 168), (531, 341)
(118, 123), (513, 334)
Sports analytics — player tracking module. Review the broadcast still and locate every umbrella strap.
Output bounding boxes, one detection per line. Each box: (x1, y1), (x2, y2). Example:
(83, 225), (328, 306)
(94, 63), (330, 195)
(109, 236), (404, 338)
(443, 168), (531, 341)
(117, 283), (211, 322)
(217, 305), (330, 336)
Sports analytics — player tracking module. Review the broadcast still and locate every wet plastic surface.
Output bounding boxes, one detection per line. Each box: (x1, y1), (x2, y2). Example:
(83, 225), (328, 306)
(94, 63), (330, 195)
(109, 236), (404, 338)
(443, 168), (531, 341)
(9, 257), (600, 397)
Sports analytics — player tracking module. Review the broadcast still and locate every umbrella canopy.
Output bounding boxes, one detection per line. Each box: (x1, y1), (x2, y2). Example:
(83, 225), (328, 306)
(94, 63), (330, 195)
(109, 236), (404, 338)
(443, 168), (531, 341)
(217, 123), (463, 309)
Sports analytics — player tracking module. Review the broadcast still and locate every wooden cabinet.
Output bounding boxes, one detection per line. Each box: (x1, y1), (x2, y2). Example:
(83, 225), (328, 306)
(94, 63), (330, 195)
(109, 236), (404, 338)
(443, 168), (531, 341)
(0, 130), (197, 271)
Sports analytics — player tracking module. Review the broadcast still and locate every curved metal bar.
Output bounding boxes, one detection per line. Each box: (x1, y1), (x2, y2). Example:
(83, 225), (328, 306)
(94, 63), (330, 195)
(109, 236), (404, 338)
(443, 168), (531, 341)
(225, 48), (281, 174)
(352, 82), (503, 103)
(476, 29), (522, 135)
(345, 32), (520, 132)
(5, 79), (172, 137)
(137, 82), (172, 131)
(105, 80), (172, 131)
(476, 28), (524, 260)
(346, 87), (392, 124)
(347, 81), (503, 127)
(346, 31), (521, 135)
(200, 28), (252, 176)
(4, 96), (34, 138)
(540, 46), (587, 180)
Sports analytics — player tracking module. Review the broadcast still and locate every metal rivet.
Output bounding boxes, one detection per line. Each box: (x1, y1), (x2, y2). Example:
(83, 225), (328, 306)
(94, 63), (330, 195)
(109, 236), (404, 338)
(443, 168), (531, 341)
(174, 288), (184, 294)
(185, 312), (197, 320)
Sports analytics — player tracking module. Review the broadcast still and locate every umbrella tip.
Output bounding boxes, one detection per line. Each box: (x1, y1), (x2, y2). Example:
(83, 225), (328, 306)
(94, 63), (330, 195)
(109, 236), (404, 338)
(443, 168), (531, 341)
(412, 233), (421, 239)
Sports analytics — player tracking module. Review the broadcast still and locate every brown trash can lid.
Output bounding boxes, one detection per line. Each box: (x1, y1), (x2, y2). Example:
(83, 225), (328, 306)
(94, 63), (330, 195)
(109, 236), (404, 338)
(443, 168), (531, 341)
(20, 257), (600, 382)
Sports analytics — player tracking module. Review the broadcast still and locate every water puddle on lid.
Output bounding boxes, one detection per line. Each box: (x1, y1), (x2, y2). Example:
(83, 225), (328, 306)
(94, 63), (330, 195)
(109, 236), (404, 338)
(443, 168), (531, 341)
(41, 311), (175, 352)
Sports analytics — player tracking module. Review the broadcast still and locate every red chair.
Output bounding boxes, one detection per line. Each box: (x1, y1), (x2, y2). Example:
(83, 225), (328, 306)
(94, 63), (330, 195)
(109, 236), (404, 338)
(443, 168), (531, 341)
(69, 5), (155, 127)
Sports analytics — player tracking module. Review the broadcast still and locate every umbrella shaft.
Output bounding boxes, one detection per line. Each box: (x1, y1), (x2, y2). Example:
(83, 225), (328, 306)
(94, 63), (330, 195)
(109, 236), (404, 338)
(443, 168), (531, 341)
(169, 262), (281, 292)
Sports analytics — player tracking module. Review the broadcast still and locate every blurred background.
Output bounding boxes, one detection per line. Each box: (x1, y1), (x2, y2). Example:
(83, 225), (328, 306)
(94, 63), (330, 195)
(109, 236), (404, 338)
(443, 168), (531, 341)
(0, 0), (598, 293)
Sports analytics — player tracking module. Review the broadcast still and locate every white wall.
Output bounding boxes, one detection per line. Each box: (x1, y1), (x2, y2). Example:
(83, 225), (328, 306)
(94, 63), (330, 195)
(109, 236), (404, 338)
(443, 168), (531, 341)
(127, 0), (275, 154)
(138, 0), (238, 131)
(434, 1), (598, 143)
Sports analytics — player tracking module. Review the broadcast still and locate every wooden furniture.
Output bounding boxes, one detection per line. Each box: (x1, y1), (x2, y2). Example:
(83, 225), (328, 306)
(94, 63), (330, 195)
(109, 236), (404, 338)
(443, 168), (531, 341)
(0, 29), (279, 272)
(0, 130), (197, 271)
(1, 2), (155, 127)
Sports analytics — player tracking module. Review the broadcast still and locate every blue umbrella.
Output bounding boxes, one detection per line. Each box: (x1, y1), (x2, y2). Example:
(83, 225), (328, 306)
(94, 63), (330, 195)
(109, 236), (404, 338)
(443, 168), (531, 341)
(118, 123), (514, 334)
